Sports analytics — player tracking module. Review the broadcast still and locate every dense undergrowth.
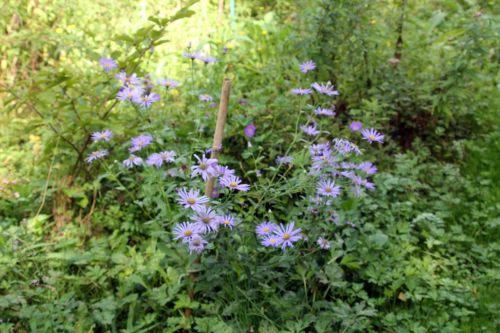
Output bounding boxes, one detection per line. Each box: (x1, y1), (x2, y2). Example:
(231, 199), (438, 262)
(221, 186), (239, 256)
(0, 0), (498, 332)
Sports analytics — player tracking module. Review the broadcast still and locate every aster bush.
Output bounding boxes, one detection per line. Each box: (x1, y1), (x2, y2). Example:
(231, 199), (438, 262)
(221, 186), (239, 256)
(0, 1), (498, 332)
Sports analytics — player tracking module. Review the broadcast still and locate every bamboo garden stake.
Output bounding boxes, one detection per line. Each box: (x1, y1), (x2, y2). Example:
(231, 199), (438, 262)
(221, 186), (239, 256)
(205, 77), (231, 197)
(183, 78), (231, 328)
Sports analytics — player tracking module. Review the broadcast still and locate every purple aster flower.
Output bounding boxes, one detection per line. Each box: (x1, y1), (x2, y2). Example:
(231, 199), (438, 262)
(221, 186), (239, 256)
(361, 128), (384, 144)
(346, 220), (356, 228)
(177, 188), (209, 210)
(129, 134), (153, 152)
(261, 235), (280, 247)
(182, 51), (200, 60)
(362, 179), (375, 190)
(314, 107), (336, 117)
(159, 150), (176, 163)
(317, 179), (341, 197)
(173, 222), (201, 243)
(99, 57), (117, 72)
(132, 92), (160, 108)
(358, 161), (377, 175)
(146, 153), (163, 168)
(311, 151), (336, 172)
(301, 123), (320, 136)
(291, 88), (312, 95)
(91, 129), (113, 142)
(311, 82), (339, 96)
(199, 55), (217, 64)
(276, 155), (293, 165)
(209, 102), (218, 108)
(349, 121), (363, 132)
(299, 60), (316, 74)
(220, 175), (250, 191)
(116, 86), (144, 101)
(273, 222), (302, 250)
(116, 72), (142, 87)
(256, 222), (278, 237)
(310, 143), (331, 156)
(157, 78), (180, 89)
(188, 234), (207, 254)
(122, 155), (143, 168)
(85, 150), (108, 164)
(244, 123), (256, 138)
(216, 165), (235, 178)
(341, 162), (357, 169)
(317, 237), (331, 250)
(191, 154), (218, 181)
(332, 138), (362, 155)
(218, 215), (236, 229)
(199, 94), (213, 102)
(191, 206), (219, 233)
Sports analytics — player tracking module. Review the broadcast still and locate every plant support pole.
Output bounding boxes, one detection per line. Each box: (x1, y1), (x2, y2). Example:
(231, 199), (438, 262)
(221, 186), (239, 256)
(183, 78), (231, 330)
(205, 77), (231, 197)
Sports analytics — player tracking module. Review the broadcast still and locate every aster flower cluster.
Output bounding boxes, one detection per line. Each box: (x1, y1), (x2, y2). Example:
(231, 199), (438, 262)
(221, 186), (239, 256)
(86, 129), (114, 164)
(115, 71), (160, 109)
(172, 153), (249, 254)
(264, 60), (387, 251)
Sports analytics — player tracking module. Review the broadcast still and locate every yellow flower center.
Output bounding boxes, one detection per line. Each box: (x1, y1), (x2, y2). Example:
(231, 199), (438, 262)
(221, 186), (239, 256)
(229, 181), (238, 188)
(184, 230), (192, 236)
(263, 227), (270, 233)
(224, 220), (230, 225)
(202, 217), (210, 223)
(325, 187), (332, 193)
(199, 163), (207, 170)
(369, 134), (376, 140)
(270, 238), (277, 244)
(283, 233), (291, 240)
(187, 198), (196, 204)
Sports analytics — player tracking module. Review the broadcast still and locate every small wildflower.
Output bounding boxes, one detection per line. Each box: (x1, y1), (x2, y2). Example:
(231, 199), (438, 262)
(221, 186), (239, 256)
(182, 51), (199, 60)
(301, 123), (320, 136)
(276, 155), (293, 165)
(357, 161), (377, 175)
(99, 57), (117, 72)
(191, 206), (219, 233)
(177, 188), (210, 210)
(173, 222), (201, 243)
(299, 60), (316, 74)
(116, 72), (141, 87)
(317, 179), (341, 197)
(218, 215), (236, 229)
(199, 55), (217, 64)
(116, 86), (143, 101)
(274, 222), (302, 250)
(256, 222), (278, 237)
(291, 88), (312, 95)
(91, 129), (113, 142)
(349, 121), (363, 132)
(157, 78), (180, 88)
(216, 165), (235, 178)
(159, 151), (176, 163)
(188, 235), (207, 254)
(123, 155), (143, 168)
(332, 138), (362, 155)
(314, 107), (336, 117)
(311, 82), (339, 96)
(191, 154), (218, 181)
(199, 94), (213, 102)
(85, 150), (108, 163)
(244, 123), (256, 138)
(132, 92), (160, 108)
(129, 134), (153, 152)
(317, 237), (331, 250)
(262, 235), (280, 247)
(361, 128), (384, 144)
(146, 153), (163, 168)
(220, 175), (250, 191)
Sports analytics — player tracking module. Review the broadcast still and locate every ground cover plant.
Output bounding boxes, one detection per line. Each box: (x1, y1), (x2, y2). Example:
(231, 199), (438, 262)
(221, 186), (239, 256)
(0, 0), (499, 332)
